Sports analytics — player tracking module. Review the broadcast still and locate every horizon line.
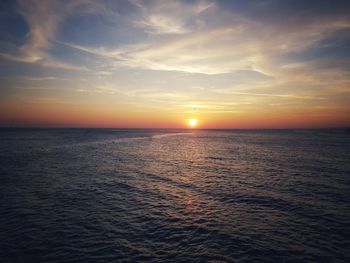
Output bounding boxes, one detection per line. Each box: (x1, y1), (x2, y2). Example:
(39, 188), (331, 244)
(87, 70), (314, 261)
(0, 126), (349, 130)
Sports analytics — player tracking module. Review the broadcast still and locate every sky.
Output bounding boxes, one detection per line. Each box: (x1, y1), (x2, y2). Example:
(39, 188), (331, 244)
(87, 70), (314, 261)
(0, 0), (349, 128)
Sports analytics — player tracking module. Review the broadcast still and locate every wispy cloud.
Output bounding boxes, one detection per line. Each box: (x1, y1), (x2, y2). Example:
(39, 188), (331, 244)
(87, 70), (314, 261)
(0, 0), (104, 70)
(131, 0), (215, 35)
(60, 6), (349, 76)
(15, 0), (62, 63)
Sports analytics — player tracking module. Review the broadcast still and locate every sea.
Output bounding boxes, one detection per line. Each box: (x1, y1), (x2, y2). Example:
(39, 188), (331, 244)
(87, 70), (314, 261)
(0, 128), (349, 262)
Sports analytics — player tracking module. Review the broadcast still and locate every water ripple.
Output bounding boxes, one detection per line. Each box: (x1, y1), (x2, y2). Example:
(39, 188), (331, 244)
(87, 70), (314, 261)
(1, 129), (350, 262)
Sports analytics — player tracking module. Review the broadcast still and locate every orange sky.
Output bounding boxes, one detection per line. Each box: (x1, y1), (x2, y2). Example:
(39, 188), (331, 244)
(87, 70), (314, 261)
(1, 100), (349, 128)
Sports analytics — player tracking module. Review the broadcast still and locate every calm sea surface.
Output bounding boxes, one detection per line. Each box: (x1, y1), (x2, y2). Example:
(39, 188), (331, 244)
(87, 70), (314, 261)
(1, 129), (349, 262)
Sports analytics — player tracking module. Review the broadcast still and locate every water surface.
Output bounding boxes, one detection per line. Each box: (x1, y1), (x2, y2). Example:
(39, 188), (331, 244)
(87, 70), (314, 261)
(1, 129), (349, 262)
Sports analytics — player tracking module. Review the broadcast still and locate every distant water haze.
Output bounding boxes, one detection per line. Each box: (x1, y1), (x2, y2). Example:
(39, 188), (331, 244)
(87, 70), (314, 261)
(1, 128), (349, 262)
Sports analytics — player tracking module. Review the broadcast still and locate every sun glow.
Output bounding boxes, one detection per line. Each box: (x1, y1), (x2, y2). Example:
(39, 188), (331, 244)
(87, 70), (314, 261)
(187, 118), (198, 128)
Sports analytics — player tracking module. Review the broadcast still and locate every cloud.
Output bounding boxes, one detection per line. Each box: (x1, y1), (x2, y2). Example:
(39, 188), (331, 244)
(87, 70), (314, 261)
(0, 0), (68, 68)
(63, 18), (348, 76)
(17, 0), (63, 63)
(0, 0), (103, 70)
(130, 0), (215, 35)
(135, 14), (190, 34)
(52, 0), (348, 77)
(3, 0), (348, 76)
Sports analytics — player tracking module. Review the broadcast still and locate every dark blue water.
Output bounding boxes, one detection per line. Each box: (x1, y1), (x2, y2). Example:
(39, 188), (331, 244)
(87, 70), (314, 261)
(1, 129), (350, 262)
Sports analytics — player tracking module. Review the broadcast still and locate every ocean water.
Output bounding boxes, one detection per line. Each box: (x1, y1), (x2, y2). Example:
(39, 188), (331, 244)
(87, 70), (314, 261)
(0, 128), (349, 262)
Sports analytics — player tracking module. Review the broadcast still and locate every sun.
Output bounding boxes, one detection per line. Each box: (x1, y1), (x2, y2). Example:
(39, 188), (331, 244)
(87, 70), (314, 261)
(187, 118), (198, 128)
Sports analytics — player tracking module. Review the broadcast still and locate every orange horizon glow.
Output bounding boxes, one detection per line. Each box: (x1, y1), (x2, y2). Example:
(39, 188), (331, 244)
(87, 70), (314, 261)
(0, 101), (349, 129)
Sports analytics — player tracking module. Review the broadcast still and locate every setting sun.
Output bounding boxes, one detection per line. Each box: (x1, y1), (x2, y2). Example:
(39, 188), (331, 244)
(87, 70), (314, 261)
(187, 118), (198, 128)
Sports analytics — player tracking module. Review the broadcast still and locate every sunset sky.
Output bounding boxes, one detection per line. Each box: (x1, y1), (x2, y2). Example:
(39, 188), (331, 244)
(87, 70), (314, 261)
(0, 0), (349, 128)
